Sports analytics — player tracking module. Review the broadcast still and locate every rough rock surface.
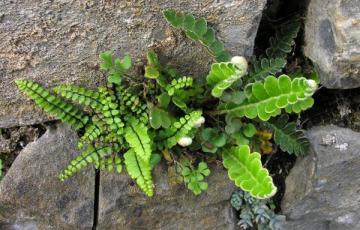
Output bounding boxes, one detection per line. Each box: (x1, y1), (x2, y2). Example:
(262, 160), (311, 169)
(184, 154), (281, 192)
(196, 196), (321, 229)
(304, 0), (360, 89)
(98, 163), (236, 230)
(0, 124), (94, 229)
(282, 125), (360, 230)
(0, 0), (266, 128)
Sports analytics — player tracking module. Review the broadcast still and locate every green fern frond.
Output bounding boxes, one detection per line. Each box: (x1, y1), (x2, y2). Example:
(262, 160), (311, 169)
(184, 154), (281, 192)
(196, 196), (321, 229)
(223, 145), (277, 199)
(163, 9), (231, 62)
(53, 85), (104, 111)
(207, 61), (247, 97)
(157, 111), (202, 149)
(78, 118), (107, 149)
(248, 57), (287, 82)
(97, 87), (125, 135)
(166, 76), (193, 96)
(59, 144), (118, 180)
(264, 114), (309, 156)
(116, 86), (148, 124)
(15, 80), (89, 130)
(124, 117), (152, 162)
(124, 149), (153, 197)
(266, 20), (301, 59)
(96, 155), (122, 173)
(218, 75), (317, 121)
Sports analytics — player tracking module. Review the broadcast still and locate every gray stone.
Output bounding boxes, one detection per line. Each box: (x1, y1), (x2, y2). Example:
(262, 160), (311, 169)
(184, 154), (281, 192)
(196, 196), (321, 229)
(0, 0), (266, 128)
(282, 125), (360, 230)
(98, 163), (236, 230)
(0, 123), (94, 229)
(304, 0), (360, 89)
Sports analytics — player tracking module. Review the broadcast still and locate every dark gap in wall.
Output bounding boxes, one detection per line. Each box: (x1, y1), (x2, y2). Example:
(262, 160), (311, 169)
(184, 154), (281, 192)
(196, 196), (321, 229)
(0, 121), (54, 177)
(302, 87), (360, 132)
(250, 0), (311, 213)
(92, 168), (101, 230)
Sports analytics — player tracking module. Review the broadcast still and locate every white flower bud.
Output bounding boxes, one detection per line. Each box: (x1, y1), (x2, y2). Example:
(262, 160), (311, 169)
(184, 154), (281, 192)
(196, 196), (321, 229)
(307, 79), (317, 91)
(193, 116), (205, 128)
(231, 56), (248, 73)
(177, 136), (193, 147)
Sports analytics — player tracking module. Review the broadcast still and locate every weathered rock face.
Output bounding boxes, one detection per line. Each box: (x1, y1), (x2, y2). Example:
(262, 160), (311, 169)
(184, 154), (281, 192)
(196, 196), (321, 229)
(98, 163), (236, 230)
(282, 125), (360, 230)
(0, 0), (266, 128)
(0, 124), (94, 229)
(304, 0), (360, 89)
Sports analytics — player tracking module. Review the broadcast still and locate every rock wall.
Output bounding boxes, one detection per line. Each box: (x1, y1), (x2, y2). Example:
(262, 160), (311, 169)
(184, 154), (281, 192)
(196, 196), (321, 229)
(304, 0), (360, 89)
(0, 123), (236, 229)
(282, 126), (360, 230)
(0, 0), (266, 128)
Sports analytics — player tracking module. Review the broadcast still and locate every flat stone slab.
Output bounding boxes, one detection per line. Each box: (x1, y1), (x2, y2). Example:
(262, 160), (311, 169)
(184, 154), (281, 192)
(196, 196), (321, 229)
(0, 0), (266, 128)
(0, 124), (95, 229)
(98, 163), (236, 230)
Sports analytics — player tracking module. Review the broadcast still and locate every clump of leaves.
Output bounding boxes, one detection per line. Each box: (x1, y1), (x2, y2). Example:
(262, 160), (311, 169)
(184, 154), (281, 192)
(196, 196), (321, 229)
(231, 190), (286, 230)
(179, 160), (210, 195)
(15, 9), (317, 200)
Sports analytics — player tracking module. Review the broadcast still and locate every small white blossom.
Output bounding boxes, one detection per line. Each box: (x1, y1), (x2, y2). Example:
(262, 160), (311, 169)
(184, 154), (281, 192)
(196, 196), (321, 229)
(177, 136), (193, 147)
(307, 79), (317, 91)
(193, 116), (205, 128)
(231, 56), (248, 72)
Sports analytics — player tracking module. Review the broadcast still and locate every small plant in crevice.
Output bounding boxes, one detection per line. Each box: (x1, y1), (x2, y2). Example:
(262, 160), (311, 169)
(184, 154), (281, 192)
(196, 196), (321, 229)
(15, 9), (318, 199)
(231, 190), (286, 230)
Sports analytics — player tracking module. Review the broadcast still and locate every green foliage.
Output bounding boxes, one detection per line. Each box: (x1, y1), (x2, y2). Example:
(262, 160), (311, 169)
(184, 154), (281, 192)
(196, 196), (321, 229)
(200, 128), (227, 153)
(124, 117), (152, 162)
(100, 51), (131, 84)
(248, 58), (287, 82)
(59, 144), (118, 180)
(163, 9), (231, 62)
(180, 161), (210, 195)
(157, 111), (202, 149)
(231, 190), (286, 230)
(15, 80), (89, 130)
(15, 10), (317, 202)
(264, 115), (309, 156)
(166, 76), (193, 96)
(53, 85), (104, 111)
(223, 146), (277, 199)
(124, 149), (153, 197)
(218, 75), (317, 121)
(266, 19), (301, 59)
(206, 61), (247, 97)
(149, 107), (171, 129)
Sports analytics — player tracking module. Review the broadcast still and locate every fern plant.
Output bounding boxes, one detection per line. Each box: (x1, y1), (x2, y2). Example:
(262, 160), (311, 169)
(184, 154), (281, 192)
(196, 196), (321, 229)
(15, 9), (317, 201)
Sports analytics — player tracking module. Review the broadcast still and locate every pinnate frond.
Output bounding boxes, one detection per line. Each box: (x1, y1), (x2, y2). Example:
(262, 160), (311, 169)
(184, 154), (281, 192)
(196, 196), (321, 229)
(264, 114), (309, 156)
(16, 80), (89, 130)
(223, 145), (277, 199)
(163, 9), (231, 62)
(124, 149), (153, 197)
(218, 75), (317, 121)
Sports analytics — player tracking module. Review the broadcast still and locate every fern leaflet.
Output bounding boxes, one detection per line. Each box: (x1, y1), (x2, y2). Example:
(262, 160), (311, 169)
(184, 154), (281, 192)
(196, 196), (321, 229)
(16, 80), (89, 130)
(163, 9), (231, 62)
(264, 114), (309, 156)
(223, 145), (276, 199)
(218, 75), (317, 121)
(124, 149), (153, 197)
(124, 117), (152, 162)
